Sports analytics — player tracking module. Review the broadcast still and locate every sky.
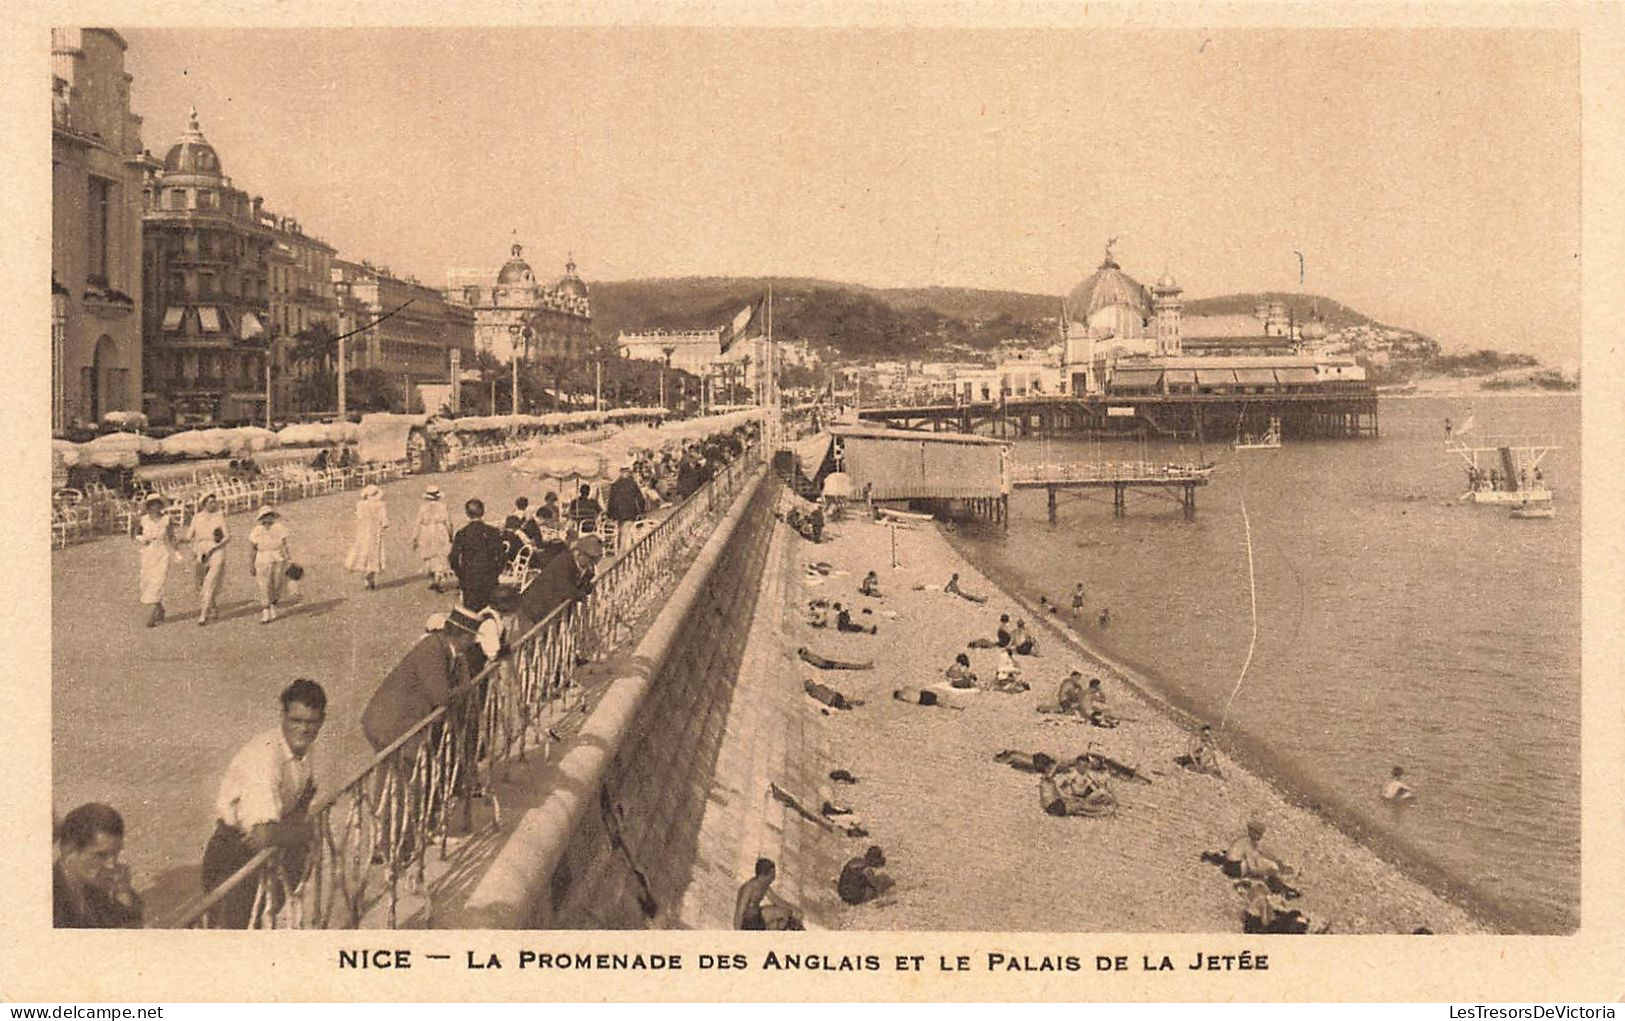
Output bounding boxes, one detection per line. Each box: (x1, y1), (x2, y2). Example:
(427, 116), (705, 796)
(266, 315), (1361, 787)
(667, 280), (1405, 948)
(120, 26), (1582, 361)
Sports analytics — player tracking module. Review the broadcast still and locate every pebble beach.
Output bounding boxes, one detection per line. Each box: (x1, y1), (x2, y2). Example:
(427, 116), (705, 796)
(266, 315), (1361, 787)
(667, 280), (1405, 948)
(777, 507), (1487, 934)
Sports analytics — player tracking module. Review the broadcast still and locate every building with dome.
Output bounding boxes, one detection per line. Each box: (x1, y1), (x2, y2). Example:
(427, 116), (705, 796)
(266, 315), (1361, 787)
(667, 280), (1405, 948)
(449, 244), (593, 369)
(139, 108), (341, 424)
(51, 28), (157, 432)
(1059, 242), (1361, 395)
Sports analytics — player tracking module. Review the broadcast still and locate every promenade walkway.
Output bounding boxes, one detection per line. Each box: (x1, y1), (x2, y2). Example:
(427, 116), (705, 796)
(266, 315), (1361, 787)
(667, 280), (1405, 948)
(52, 457), (569, 921)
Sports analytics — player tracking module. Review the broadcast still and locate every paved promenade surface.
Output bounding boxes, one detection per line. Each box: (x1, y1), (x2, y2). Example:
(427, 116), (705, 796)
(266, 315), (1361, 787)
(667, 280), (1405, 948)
(52, 459), (568, 920)
(770, 512), (1485, 933)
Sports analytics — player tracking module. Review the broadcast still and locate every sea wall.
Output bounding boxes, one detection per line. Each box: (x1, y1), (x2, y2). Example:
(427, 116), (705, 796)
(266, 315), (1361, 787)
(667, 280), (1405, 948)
(444, 468), (778, 928)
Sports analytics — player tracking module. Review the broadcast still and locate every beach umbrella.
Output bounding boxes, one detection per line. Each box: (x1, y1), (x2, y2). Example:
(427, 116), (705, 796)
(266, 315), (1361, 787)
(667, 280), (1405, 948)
(511, 439), (607, 481)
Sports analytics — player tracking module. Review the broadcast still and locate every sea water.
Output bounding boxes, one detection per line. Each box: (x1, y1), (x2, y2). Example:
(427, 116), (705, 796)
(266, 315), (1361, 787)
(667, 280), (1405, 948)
(953, 394), (1580, 933)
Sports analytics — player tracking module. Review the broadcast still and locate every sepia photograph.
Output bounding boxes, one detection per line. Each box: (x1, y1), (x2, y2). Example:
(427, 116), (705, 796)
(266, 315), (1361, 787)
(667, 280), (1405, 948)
(13, 2), (1625, 1004)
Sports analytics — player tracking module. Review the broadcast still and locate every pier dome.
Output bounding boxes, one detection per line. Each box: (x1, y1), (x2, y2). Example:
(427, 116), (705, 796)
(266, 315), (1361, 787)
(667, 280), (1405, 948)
(1068, 253), (1149, 319)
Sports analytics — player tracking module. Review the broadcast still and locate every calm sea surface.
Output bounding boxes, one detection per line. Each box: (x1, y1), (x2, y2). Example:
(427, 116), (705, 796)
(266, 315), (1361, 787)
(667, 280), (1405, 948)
(953, 394), (1580, 932)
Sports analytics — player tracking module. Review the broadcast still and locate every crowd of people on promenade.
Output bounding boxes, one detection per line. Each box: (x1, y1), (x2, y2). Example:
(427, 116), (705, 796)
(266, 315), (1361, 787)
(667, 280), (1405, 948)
(60, 423), (760, 929)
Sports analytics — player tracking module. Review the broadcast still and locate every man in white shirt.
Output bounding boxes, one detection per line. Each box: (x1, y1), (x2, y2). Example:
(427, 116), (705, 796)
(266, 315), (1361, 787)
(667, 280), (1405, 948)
(200, 679), (326, 928)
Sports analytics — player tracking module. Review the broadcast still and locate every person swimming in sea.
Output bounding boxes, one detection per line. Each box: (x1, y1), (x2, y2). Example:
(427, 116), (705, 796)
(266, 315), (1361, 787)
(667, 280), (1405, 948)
(1382, 765), (1417, 804)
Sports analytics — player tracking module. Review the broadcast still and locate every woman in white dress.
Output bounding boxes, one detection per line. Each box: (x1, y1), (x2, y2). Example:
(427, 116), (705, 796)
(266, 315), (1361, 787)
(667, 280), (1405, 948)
(345, 484), (389, 589)
(187, 492), (231, 625)
(248, 507), (292, 624)
(134, 494), (175, 628)
(412, 485), (454, 592)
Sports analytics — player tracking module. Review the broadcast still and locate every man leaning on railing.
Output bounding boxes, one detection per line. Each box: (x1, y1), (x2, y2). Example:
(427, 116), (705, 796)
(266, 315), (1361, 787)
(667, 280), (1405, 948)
(199, 679), (327, 928)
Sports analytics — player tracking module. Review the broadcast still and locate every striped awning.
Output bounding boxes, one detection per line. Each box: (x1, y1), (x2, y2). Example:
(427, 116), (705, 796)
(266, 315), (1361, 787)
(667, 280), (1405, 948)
(197, 307), (223, 334)
(1196, 369), (1238, 386)
(1163, 368), (1197, 384)
(1110, 368), (1164, 389)
(1276, 367), (1318, 384)
(161, 306), (184, 332)
(1232, 368), (1279, 385)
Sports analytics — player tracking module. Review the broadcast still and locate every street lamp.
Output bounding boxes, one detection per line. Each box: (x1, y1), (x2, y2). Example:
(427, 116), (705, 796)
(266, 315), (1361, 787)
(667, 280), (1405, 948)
(660, 346), (675, 410)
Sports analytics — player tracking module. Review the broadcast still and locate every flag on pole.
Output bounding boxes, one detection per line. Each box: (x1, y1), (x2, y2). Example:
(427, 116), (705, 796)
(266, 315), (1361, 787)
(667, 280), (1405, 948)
(721, 296), (766, 353)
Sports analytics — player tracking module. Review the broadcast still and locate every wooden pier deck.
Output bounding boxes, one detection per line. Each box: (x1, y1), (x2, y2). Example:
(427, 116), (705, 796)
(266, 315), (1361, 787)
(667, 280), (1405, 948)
(1009, 461), (1213, 521)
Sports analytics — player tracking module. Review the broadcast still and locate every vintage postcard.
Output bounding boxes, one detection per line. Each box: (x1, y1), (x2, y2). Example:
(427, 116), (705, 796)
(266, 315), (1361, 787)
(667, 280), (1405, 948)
(6, 0), (1624, 1003)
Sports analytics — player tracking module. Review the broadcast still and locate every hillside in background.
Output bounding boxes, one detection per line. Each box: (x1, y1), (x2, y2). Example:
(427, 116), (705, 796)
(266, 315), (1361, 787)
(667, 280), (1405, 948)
(587, 276), (1408, 363)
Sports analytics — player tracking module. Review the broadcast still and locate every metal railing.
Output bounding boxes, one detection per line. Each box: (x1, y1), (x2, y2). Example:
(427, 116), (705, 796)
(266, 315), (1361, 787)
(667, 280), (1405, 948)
(1009, 459), (1214, 484)
(163, 442), (763, 929)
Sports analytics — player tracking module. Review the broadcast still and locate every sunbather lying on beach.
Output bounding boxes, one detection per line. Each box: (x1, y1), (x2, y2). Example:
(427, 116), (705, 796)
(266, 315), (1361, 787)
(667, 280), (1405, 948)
(798, 647), (874, 671)
(804, 679), (864, 710)
(944, 573), (988, 604)
(1238, 878), (1315, 934)
(892, 686), (964, 710)
(995, 748), (1152, 785)
(1200, 819), (1301, 898)
(1040, 759), (1118, 817)
(835, 603), (878, 635)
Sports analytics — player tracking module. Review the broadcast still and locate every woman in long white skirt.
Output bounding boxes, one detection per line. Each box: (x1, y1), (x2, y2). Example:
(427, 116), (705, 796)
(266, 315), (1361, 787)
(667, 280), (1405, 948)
(187, 492), (230, 625)
(412, 484), (453, 591)
(134, 494), (175, 627)
(346, 484), (389, 589)
(249, 507), (292, 624)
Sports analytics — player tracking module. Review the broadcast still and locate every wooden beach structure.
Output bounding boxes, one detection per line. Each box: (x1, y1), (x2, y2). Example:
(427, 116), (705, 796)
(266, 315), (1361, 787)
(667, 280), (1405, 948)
(783, 425), (1211, 527)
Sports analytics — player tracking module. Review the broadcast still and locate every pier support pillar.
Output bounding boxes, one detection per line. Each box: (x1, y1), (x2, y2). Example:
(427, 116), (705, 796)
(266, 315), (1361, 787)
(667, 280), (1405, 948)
(1113, 483), (1126, 518)
(1047, 485), (1057, 525)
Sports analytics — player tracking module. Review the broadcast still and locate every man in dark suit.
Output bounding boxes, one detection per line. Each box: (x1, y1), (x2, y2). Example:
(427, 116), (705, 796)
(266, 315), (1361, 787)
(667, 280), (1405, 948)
(449, 498), (506, 612)
(606, 466), (648, 524)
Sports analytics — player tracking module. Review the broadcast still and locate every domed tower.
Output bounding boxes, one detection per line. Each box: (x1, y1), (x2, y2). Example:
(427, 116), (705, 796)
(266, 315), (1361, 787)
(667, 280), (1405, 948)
(555, 254), (588, 302)
(1065, 240), (1149, 339)
(1151, 268), (1183, 357)
(495, 243), (539, 307)
(160, 107), (227, 207)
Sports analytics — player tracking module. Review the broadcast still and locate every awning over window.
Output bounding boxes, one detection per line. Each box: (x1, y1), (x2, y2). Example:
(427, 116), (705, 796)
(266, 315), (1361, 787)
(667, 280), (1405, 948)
(197, 307), (223, 334)
(239, 312), (264, 341)
(1232, 368), (1279, 385)
(1196, 369), (1237, 386)
(161, 306), (185, 332)
(1276, 367), (1318, 384)
(1163, 368), (1197, 385)
(1110, 368), (1164, 389)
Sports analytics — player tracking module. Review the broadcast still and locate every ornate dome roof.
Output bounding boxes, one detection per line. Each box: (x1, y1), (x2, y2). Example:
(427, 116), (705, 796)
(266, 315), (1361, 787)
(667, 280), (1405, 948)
(556, 255), (587, 299)
(162, 107), (222, 177)
(497, 244), (536, 286)
(1155, 269), (1179, 290)
(1067, 245), (1148, 319)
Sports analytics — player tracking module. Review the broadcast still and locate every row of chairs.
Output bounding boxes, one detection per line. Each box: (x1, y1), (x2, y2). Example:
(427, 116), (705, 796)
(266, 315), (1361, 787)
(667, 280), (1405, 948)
(51, 459), (413, 548)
